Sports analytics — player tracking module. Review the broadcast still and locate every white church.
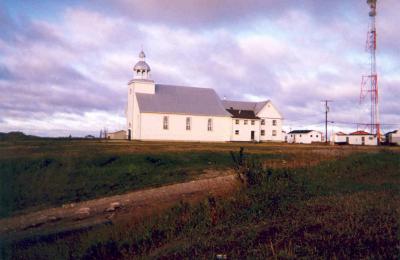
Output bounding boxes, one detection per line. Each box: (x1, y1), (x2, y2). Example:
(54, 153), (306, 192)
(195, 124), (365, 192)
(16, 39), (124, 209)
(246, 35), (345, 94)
(126, 51), (283, 142)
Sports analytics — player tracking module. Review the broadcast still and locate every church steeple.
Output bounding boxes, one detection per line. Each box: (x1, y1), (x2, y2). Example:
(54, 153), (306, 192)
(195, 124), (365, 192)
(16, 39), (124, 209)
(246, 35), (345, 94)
(133, 50), (151, 80)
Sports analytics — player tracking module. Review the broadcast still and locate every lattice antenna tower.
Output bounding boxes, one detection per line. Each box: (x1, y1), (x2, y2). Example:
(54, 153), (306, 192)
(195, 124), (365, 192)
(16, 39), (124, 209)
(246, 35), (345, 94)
(360, 0), (380, 139)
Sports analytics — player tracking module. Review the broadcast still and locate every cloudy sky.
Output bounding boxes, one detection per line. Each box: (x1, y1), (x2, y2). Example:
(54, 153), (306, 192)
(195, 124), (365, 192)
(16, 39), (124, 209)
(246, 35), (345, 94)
(0, 0), (399, 137)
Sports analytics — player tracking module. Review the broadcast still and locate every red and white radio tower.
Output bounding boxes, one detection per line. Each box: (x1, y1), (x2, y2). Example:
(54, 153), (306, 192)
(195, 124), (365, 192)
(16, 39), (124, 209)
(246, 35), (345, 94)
(360, 0), (380, 140)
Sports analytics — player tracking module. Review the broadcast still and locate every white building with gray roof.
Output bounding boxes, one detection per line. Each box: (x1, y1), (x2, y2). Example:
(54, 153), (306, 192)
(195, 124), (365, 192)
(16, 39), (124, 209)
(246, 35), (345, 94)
(126, 51), (283, 142)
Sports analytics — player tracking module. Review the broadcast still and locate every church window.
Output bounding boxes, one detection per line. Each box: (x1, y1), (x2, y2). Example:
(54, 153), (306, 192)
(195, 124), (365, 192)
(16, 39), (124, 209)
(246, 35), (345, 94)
(272, 120), (277, 126)
(261, 130), (265, 136)
(244, 120), (248, 125)
(163, 116), (169, 130)
(261, 119), (265, 125)
(251, 120), (255, 125)
(272, 130), (277, 136)
(207, 118), (213, 131)
(235, 130), (239, 135)
(235, 119), (239, 125)
(186, 117), (191, 130)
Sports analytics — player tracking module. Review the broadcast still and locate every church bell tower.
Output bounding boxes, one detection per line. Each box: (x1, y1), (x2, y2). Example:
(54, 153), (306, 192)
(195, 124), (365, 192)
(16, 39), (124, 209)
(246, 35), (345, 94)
(133, 50), (151, 80)
(126, 50), (155, 140)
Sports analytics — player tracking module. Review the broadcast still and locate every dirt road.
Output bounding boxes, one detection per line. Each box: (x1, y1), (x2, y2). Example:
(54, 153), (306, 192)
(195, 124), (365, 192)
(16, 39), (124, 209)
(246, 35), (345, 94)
(0, 173), (239, 241)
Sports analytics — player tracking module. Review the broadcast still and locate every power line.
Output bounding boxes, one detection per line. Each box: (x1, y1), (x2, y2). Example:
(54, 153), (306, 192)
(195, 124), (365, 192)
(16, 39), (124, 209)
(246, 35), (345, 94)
(330, 121), (400, 126)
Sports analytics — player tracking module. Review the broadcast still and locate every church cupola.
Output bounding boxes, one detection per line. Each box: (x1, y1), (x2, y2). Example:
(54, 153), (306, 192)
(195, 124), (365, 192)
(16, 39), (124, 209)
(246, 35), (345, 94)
(133, 50), (151, 80)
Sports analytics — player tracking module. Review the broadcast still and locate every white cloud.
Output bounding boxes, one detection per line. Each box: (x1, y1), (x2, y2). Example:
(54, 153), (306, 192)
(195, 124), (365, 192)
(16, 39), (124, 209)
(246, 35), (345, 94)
(1, 1), (399, 136)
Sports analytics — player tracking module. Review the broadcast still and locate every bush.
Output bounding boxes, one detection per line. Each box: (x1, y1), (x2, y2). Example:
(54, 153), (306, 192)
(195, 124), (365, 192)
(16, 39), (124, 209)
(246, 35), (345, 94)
(230, 147), (309, 216)
(230, 147), (264, 185)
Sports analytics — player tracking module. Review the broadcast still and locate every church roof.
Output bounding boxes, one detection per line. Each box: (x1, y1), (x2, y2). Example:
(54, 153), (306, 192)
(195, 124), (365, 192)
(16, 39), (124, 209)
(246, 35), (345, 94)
(221, 100), (269, 115)
(136, 84), (231, 117)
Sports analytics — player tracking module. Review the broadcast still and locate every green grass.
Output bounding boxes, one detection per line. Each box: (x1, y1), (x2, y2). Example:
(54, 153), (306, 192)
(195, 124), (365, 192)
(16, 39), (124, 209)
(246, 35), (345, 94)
(0, 144), (284, 218)
(2, 150), (399, 259)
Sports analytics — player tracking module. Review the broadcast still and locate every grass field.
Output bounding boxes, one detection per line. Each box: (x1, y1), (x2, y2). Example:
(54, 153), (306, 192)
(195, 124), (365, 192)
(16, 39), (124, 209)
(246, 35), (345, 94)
(1, 139), (399, 258)
(0, 139), (296, 218)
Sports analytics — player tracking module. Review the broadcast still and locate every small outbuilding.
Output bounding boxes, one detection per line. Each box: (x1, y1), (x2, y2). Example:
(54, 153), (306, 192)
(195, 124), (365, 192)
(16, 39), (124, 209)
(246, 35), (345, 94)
(347, 130), (377, 146)
(330, 132), (348, 144)
(332, 130), (377, 146)
(287, 130), (323, 144)
(106, 130), (127, 140)
(386, 130), (400, 145)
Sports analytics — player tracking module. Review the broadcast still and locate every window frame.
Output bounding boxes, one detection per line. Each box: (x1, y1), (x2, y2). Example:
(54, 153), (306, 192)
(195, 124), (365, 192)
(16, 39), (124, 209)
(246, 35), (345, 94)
(272, 130), (277, 136)
(244, 120), (248, 125)
(261, 119), (265, 125)
(207, 118), (213, 131)
(186, 117), (191, 131)
(272, 120), (277, 126)
(163, 116), (169, 130)
(235, 119), (239, 125)
(261, 130), (265, 136)
(235, 130), (239, 135)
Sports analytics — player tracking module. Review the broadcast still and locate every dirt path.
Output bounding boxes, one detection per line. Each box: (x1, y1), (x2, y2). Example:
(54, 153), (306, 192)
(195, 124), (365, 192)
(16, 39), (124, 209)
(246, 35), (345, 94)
(0, 172), (239, 241)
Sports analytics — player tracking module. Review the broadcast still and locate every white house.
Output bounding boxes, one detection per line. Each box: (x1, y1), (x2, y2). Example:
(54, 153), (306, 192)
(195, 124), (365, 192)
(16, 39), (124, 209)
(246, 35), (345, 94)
(346, 131), (378, 146)
(126, 51), (283, 142)
(386, 130), (400, 145)
(222, 100), (283, 142)
(330, 131), (347, 144)
(106, 130), (126, 140)
(287, 130), (323, 144)
(332, 130), (378, 146)
(281, 131), (287, 142)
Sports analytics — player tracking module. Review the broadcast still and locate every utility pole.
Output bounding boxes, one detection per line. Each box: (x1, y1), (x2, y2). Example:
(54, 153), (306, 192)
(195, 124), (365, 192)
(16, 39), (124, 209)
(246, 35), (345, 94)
(322, 100), (333, 143)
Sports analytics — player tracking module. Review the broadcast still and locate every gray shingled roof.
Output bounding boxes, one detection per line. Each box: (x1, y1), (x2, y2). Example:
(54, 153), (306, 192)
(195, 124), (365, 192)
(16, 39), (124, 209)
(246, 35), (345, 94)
(226, 109), (259, 119)
(136, 84), (231, 117)
(288, 130), (314, 134)
(222, 100), (269, 115)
